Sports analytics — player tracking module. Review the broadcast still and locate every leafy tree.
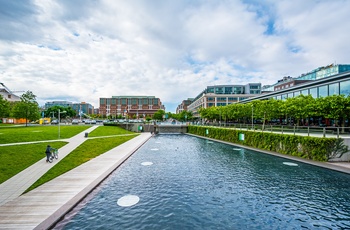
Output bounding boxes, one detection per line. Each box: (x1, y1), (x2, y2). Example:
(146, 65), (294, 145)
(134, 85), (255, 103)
(44, 105), (76, 119)
(153, 109), (165, 121)
(0, 95), (10, 118)
(12, 91), (40, 126)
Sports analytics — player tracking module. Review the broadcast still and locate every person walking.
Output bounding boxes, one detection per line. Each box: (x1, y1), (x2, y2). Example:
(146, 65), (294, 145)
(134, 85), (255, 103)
(45, 145), (52, 163)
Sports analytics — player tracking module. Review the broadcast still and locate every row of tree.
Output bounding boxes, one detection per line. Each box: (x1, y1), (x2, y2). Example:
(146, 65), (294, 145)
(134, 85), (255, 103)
(198, 94), (350, 128)
(0, 91), (41, 126)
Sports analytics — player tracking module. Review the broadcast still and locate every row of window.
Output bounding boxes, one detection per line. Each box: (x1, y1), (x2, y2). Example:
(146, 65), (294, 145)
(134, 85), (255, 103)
(273, 80), (350, 100)
(100, 98), (159, 105)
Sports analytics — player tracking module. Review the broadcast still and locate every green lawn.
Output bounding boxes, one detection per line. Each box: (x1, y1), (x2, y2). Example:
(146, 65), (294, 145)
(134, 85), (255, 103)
(88, 125), (135, 136)
(0, 124), (140, 191)
(0, 125), (91, 144)
(26, 134), (137, 192)
(0, 141), (68, 184)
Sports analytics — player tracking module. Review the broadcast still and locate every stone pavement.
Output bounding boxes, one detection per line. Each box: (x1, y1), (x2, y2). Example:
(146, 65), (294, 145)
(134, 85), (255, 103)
(0, 130), (152, 229)
(0, 125), (99, 206)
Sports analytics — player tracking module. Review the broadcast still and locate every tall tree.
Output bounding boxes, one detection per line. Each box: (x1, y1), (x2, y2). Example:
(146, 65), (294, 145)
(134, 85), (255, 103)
(12, 91), (40, 126)
(0, 95), (10, 119)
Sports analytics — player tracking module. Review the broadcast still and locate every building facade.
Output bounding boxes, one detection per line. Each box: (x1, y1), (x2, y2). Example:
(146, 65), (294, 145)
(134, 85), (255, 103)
(187, 83), (261, 117)
(0, 83), (21, 102)
(99, 96), (165, 119)
(241, 69), (350, 103)
(45, 101), (94, 116)
(176, 98), (194, 114)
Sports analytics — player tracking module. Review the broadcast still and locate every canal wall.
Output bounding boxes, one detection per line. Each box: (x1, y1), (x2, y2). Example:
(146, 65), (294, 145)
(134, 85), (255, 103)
(188, 126), (350, 162)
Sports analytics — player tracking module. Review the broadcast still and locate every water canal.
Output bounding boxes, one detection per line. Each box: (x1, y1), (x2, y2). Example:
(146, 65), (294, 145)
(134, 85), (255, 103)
(54, 134), (350, 229)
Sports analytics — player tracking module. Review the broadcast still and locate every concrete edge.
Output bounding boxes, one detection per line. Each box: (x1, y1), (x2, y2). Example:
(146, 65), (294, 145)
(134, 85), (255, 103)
(35, 133), (153, 230)
(186, 133), (350, 175)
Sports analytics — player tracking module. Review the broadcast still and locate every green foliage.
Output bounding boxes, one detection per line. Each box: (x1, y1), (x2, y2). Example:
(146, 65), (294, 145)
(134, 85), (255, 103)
(0, 141), (68, 184)
(188, 126), (340, 162)
(0, 95), (10, 118)
(44, 105), (76, 118)
(153, 109), (165, 121)
(26, 135), (137, 192)
(0, 126), (90, 144)
(12, 91), (40, 125)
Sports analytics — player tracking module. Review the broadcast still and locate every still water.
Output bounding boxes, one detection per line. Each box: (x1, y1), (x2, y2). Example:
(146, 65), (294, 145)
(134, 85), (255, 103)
(55, 134), (350, 229)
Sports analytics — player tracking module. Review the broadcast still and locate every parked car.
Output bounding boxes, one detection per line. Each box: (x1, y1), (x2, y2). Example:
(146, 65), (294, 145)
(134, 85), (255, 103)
(72, 119), (79, 124)
(91, 120), (96, 124)
(51, 120), (59, 124)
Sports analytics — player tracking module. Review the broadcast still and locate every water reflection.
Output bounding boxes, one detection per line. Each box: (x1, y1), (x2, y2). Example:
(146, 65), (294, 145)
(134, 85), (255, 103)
(55, 134), (350, 230)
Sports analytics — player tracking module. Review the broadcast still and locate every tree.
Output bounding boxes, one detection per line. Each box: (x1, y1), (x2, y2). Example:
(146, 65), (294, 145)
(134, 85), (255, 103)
(153, 109), (165, 121)
(12, 91), (40, 126)
(0, 95), (10, 119)
(45, 105), (76, 119)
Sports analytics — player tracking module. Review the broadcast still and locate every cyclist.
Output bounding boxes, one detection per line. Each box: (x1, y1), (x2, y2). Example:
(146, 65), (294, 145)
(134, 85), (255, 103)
(45, 145), (52, 163)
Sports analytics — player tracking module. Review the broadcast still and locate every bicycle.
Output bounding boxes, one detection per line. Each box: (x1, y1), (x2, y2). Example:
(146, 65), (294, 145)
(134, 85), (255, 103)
(48, 148), (59, 162)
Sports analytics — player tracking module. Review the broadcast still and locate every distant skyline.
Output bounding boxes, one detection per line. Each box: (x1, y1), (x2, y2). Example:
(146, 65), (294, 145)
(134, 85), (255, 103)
(1, 0), (350, 112)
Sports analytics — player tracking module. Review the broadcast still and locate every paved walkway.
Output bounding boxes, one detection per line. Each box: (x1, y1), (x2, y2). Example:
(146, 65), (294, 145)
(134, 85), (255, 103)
(0, 129), (152, 229)
(0, 126), (99, 206)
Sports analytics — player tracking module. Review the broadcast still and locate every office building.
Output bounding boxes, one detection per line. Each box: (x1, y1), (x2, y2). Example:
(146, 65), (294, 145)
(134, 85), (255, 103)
(99, 96), (165, 118)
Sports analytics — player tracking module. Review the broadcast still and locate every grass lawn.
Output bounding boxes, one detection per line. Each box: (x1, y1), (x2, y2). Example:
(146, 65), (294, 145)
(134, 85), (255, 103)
(0, 141), (68, 184)
(26, 134), (138, 192)
(0, 125), (91, 144)
(88, 125), (135, 136)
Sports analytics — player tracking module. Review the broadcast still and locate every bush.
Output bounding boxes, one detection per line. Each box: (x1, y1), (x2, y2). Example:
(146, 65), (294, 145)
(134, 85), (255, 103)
(188, 126), (341, 162)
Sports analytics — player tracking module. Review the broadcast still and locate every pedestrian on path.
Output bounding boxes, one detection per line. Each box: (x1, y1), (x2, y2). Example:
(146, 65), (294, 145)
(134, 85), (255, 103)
(45, 145), (52, 163)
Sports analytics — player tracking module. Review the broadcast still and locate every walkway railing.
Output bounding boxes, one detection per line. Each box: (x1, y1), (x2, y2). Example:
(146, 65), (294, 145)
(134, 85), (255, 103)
(195, 122), (350, 138)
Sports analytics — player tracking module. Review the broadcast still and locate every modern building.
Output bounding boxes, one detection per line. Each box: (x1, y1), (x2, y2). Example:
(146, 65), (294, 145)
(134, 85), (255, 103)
(262, 64), (350, 92)
(45, 101), (73, 108)
(45, 101), (94, 116)
(0, 83), (21, 102)
(187, 83), (262, 117)
(99, 96), (165, 119)
(176, 98), (194, 114)
(241, 66), (350, 103)
(71, 102), (94, 117)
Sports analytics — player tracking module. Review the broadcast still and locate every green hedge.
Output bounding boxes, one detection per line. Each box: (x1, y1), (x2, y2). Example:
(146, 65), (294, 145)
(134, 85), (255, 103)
(188, 126), (338, 161)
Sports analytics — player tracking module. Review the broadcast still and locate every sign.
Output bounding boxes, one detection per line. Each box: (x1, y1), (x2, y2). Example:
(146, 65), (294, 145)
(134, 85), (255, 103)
(239, 133), (245, 141)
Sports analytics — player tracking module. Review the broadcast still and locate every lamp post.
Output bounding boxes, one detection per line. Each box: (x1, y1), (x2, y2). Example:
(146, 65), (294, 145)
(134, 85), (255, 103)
(251, 105), (254, 130)
(58, 109), (67, 139)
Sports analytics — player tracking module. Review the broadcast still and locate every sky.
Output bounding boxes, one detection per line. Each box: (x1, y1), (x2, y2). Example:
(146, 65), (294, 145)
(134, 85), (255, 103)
(1, 0), (350, 113)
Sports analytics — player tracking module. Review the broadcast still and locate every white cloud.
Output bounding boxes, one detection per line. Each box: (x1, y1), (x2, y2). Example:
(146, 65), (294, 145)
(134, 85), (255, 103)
(0, 0), (349, 112)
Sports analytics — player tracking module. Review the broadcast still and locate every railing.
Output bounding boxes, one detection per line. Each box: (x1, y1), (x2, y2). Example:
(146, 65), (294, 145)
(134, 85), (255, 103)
(193, 122), (350, 138)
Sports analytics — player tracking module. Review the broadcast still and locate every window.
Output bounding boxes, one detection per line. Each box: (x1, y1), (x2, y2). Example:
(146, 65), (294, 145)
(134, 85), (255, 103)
(153, 98), (159, 105)
(281, 94), (287, 100)
(143, 98), (148, 105)
(318, 85), (328, 97)
(233, 87), (242, 94)
(225, 87), (232, 94)
(340, 80), (350, 96)
(294, 91), (300, 97)
(207, 88), (214, 93)
(121, 98), (127, 105)
(288, 93), (293, 98)
(309, 87), (317, 98)
(106, 98), (111, 105)
(100, 98), (106, 105)
(329, 83), (339, 95)
(215, 87), (224, 94)
(111, 98), (116, 105)
(301, 89), (308, 95)
(131, 98), (137, 105)
(207, 97), (214, 101)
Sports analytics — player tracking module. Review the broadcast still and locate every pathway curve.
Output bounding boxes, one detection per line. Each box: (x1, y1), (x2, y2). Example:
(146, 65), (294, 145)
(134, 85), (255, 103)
(0, 125), (99, 206)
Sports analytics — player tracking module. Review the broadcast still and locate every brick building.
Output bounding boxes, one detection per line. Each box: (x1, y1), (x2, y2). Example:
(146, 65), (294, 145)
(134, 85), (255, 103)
(99, 96), (165, 119)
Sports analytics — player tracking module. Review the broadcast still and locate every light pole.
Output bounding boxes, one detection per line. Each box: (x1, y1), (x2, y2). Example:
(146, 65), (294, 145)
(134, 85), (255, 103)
(58, 109), (67, 139)
(251, 105), (254, 129)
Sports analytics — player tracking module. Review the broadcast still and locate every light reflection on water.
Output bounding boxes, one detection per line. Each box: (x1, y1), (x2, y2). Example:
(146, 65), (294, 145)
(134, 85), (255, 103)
(54, 134), (350, 229)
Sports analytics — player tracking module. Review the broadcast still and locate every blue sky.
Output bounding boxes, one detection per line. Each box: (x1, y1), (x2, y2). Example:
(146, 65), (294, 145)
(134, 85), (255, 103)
(1, 0), (350, 112)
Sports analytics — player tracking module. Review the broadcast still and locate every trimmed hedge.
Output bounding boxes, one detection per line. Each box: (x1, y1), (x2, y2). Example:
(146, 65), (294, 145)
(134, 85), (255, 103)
(188, 126), (338, 161)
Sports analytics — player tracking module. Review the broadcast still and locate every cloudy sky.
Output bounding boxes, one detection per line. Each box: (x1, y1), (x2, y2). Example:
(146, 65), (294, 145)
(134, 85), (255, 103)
(1, 0), (350, 112)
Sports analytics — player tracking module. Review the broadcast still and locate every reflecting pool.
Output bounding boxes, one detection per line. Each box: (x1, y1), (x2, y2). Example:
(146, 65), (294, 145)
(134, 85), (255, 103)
(54, 134), (350, 229)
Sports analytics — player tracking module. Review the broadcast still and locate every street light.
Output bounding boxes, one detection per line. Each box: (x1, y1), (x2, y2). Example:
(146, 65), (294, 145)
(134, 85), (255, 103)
(58, 109), (67, 139)
(251, 105), (254, 129)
